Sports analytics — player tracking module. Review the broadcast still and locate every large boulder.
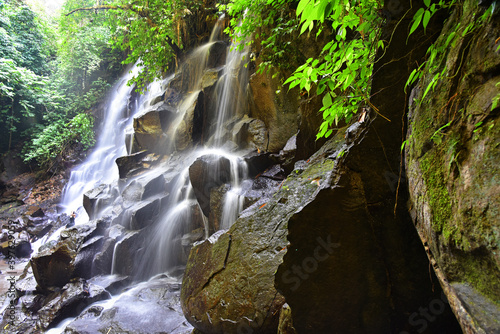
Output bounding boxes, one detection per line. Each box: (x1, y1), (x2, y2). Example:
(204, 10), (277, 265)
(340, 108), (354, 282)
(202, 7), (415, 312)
(37, 279), (110, 330)
(133, 102), (177, 153)
(405, 1), (500, 331)
(188, 154), (232, 216)
(181, 129), (350, 333)
(30, 219), (109, 291)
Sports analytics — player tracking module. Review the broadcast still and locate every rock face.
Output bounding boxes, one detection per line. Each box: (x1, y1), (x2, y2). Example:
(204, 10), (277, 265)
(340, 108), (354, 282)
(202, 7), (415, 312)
(405, 1), (500, 331)
(30, 219), (109, 291)
(188, 154), (232, 216)
(182, 123), (445, 333)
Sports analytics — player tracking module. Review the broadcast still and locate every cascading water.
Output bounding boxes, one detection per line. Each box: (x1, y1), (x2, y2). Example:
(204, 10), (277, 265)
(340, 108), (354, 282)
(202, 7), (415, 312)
(59, 64), (169, 222)
(45, 16), (255, 332)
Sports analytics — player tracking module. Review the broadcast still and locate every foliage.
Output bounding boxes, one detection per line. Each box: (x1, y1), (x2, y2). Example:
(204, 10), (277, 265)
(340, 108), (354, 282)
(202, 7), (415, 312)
(222, 0), (302, 74)
(225, 0), (383, 138)
(22, 112), (95, 167)
(61, 0), (202, 89)
(405, 3), (495, 105)
(286, 0), (383, 138)
(0, 0), (62, 153)
(0, 0), (121, 169)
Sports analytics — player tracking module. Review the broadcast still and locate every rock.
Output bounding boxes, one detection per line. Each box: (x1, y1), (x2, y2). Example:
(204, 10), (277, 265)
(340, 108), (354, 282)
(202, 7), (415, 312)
(130, 197), (161, 230)
(180, 134), (354, 333)
(232, 115), (268, 151)
(30, 207), (44, 218)
(30, 243), (76, 290)
(206, 41), (227, 69)
(188, 154), (231, 216)
(110, 229), (147, 277)
(14, 240), (32, 258)
(208, 184), (230, 232)
(31, 219), (108, 290)
(37, 279), (110, 330)
(73, 236), (105, 279)
(0, 239), (32, 258)
(248, 64), (299, 153)
(116, 151), (150, 179)
(242, 151), (275, 178)
(142, 174), (167, 199)
(175, 91), (204, 151)
(64, 276), (192, 334)
(133, 109), (166, 153)
(88, 275), (131, 295)
(121, 180), (145, 207)
(83, 184), (116, 220)
(405, 1), (500, 331)
(200, 69), (219, 89)
(91, 237), (116, 276)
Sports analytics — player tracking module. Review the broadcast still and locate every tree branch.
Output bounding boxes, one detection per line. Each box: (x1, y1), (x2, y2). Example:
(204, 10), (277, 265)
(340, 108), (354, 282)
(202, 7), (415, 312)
(65, 5), (127, 16)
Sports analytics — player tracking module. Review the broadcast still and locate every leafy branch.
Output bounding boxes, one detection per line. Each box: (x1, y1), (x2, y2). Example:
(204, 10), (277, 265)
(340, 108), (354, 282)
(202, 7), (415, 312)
(65, 4), (182, 58)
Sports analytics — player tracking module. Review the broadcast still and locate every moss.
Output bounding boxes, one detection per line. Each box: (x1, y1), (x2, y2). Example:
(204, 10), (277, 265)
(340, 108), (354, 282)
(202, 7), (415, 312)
(420, 150), (454, 238)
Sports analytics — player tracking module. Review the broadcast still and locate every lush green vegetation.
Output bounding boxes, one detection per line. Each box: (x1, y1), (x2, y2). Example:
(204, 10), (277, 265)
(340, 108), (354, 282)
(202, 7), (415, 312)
(225, 0), (385, 138)
(0, 0), (208, 170)
(2, 0), (494, 170)
(0, 0), (122, 169)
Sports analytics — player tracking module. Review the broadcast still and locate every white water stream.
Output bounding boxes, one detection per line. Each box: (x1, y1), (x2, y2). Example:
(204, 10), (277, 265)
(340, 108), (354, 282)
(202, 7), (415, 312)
(39, 16), (252, 331)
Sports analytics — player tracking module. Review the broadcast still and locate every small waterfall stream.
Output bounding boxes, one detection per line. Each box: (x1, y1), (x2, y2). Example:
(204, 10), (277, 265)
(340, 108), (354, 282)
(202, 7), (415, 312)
(44, 17), (254, 332)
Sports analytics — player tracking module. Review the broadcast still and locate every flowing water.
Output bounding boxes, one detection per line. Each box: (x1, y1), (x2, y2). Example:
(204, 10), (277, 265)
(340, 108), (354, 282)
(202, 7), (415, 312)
(43, 17), (252, 331)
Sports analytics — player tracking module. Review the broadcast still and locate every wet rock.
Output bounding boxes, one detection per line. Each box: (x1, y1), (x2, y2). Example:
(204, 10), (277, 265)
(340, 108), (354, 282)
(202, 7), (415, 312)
(207, 41), (227, 68)
(37, 279), (110, 330)
(0, 238), (32, 258)
(73, 236), (105, 279)
(116, 151), (150, 179)
(248, 66), (299, 153)
(175, 91), (204, 151)
(64, 276), (192, 334)
(30, 243), (76, 290)
(200, 69), (219, 89)
(405, 1), (500, 331)
(111, 229), (147, 276)
(208, 183), (230, 232)
(26, 221), (53, 242)
(142, 174), (167, 199)
(130, 197), (161, 230)
(188, 155), (231, 216)
(31, 219), (109, 291)
(133, 109), (166, 152)
(232, 115), (268, 151)
(30, 208), (44, 218)
(83, 184), (116, 220)
(14, 240), (32, 258)
(278, 134), (297, 171)
(121, 180), (145, 207)
(242, 151), (275, 177)
(91, 237), (116, 276)
(88, 275), (131, 295)
(15, 266), (38, 296)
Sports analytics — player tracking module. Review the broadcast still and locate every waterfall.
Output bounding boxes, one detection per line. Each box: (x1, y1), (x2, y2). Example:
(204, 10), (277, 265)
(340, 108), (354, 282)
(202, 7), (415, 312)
(56, 16), (252, 285)
(59, 64), (169, 222)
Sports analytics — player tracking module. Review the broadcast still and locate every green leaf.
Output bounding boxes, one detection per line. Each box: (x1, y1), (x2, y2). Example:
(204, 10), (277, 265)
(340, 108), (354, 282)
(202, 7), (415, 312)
(422, 10), (431, 31)
(409, 8), (425, 36)
(424, 0), (431, 7)
(322, 92), (333, 108)
(297, 0), (311, 16)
